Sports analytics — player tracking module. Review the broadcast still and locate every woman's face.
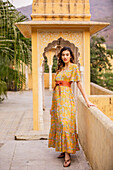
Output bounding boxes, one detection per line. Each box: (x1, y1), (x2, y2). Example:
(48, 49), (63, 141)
(61, 50), (71, 64)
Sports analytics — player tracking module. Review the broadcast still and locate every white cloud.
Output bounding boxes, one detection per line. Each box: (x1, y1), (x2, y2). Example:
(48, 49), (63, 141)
(8, 0), (33, 8)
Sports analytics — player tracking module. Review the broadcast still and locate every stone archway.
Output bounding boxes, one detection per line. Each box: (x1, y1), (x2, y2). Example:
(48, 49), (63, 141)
(43, 37), (80, 67)
(42, 37), (81, 110)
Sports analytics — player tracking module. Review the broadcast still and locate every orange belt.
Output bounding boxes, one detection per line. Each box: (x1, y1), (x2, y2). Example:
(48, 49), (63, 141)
(54, 81), (72, 96)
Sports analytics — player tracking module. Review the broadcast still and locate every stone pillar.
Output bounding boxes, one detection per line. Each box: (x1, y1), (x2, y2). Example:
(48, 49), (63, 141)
(83, 31), (90, 95)
(38, 66), (44, 130)
(32, 28), (39, 130)
(46, 48), (56, 90)
(49, 65), (52, 91)
(42, 61), (45, 111)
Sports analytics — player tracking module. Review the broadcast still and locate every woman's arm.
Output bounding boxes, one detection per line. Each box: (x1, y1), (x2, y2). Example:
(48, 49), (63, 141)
(76, 81), (96, 107)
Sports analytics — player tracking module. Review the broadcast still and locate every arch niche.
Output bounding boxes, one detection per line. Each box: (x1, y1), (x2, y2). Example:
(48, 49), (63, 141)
(43, 37), (80, 67)
(42, 37), (81, 111)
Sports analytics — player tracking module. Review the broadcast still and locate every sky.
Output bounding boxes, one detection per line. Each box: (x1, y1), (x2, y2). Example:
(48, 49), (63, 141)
(8, 0), (33, 8)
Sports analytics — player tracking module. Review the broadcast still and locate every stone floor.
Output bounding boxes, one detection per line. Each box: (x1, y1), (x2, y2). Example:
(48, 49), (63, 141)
(0, 90), (91, 170)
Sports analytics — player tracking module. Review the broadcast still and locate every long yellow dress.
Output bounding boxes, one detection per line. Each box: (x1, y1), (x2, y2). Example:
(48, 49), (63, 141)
(48, 63), (80, 154)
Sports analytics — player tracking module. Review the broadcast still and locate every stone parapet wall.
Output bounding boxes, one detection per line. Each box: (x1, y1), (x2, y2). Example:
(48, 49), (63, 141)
(44, 73), (56, 88)
(77, 95), (113, 170)
(28, 73), (56, 89)
(89, 95), (113, 121)
(90, 82), (113, 95)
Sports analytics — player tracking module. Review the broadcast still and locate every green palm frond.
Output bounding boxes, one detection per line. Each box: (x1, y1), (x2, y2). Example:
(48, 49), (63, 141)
(0, 0), (32, 100)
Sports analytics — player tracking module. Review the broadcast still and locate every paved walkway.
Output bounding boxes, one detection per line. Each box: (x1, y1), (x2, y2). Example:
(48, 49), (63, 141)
(0, 90), (91, 170)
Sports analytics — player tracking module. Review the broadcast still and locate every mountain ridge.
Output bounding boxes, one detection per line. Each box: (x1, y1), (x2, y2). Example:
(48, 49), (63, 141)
(17, 0), (113, 48)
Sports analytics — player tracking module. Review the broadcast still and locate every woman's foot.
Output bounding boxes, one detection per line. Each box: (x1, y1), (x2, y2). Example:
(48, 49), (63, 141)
(63, 152), (71, 167)
(57, 152), (65, 158)
(63, 159), (71, 167)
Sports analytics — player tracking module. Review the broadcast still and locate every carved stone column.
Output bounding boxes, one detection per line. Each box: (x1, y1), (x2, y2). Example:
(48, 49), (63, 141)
(49, 65), (52, 91)
(45, 48), (56, 91)
(38, 66), (44, 130)
(42, 61), (45, 111)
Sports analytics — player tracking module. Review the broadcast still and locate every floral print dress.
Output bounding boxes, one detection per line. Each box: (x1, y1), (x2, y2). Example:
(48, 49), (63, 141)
(48, 63), (80, 154)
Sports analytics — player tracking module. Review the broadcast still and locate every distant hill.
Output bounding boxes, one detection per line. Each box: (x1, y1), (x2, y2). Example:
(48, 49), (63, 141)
(90, 0), (113, 48)
(17, 0), (113, 48)
(17, 5), (32, 20)
(90, 0), (113, 20)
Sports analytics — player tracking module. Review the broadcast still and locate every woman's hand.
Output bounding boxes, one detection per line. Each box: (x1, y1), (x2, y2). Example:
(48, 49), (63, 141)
(77, 81), (96, 108)
(86, 101), (96, 108)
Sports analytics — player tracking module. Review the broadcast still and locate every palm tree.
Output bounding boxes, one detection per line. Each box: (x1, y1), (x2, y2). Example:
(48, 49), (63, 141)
(0, 0), (32, 101)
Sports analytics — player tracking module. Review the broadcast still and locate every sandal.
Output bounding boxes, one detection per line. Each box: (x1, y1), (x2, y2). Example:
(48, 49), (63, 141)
(57, 152), (65, 158)
(63, 159), (71, 167)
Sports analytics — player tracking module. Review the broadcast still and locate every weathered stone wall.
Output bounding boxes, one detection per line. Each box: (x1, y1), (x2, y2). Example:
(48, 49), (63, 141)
(77, 95), (113, 170)
(90, 82), (113, 95)
(89, 95), (113, 121)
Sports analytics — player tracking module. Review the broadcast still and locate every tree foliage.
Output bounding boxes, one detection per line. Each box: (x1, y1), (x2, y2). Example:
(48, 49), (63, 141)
(0, 80), (7, 102)
(99, 72), (113, 91)
(52, 55), (57, 73)
(44, 56), (49, 73)
(0, 0), (32, 100)
(90, 36), (113, 90)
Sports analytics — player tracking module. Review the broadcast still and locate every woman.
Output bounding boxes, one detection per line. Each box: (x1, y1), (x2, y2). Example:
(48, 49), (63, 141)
(48, 47), (95, 167)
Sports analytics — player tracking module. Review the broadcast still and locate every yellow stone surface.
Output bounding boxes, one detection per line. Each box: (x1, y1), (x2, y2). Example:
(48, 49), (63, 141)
(90, 82), (113, 95)
(90, 83), (113, 121)
(32, 0), (91, 21)
(77, 95), (113, 170)
(89, 96), (113, 121)
(84, 31), (90, 95)
(44, 73), (56, 88)
(38, 30), (83, 66)
(31, 28), (39, 130)
(46, 49), (56, 66)
(28, 73), (32, 90)
(32, 27), (90, 129)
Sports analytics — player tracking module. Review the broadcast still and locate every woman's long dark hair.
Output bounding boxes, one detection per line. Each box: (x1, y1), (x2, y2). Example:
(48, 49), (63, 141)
(56, 46), (74, 73)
